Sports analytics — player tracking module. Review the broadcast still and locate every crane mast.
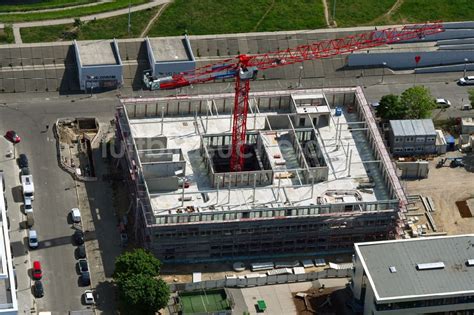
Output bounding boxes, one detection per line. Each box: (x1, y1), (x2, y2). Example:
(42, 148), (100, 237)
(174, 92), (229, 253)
(157, 22), (444, 172)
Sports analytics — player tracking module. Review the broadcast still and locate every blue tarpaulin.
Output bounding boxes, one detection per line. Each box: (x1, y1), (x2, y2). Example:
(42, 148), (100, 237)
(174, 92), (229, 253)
(445, 135), (455, 151)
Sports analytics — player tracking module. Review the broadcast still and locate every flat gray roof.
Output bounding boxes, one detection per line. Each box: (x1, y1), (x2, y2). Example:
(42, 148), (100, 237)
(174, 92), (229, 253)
(148, 37), (192, 62)
(356, 235), (474, 301)
(390, 119), (436, 137)
(75, 40), (119, 66)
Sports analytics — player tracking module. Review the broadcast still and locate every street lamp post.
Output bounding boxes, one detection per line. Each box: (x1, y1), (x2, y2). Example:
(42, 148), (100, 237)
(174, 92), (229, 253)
(381, 62), (387, 83)
(297, 66), (304, 88)
(464, 58), (469, 78)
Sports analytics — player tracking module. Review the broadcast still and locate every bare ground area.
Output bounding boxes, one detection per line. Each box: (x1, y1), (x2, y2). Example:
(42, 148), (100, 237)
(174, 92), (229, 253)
(405, 153), (474, 235)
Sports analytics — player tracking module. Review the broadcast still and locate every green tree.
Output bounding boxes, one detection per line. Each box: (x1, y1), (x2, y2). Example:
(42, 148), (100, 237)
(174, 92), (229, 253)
(400, 86), (436, 119)
(113, 248), (161, 281)
(113, 249), (169, 314)
(469, 89), (474, 106)
(117, 273), (170, 314)
(376, 94), (406, 120)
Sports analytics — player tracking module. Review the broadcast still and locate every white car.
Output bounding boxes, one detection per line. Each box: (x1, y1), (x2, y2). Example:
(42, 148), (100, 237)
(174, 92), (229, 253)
(28, 230), (39, 249)
(24, 196), (33, 214)
(71, 208), (81, 223)
(435, 98), (451, 108)
(83, 290), (95, 305)
(458, 76), (474, 85)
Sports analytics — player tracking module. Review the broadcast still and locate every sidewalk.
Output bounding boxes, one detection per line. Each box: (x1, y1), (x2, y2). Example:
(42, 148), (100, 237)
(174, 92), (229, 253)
(0, 139), (35, 313)
(75, 121), (123, 313)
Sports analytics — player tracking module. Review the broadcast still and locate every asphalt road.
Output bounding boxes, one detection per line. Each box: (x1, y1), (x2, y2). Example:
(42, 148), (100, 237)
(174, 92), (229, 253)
(0, 96), (116, 313)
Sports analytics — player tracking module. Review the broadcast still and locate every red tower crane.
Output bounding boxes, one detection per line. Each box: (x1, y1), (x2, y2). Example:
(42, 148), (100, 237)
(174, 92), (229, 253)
(157, 22), (444, 172)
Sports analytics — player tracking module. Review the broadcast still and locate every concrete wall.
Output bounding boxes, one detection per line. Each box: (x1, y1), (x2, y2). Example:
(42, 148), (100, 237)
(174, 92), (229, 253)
(396, 161), (429, 179)
(134, 137), (167, 150)
(142, 161), (185, 178)
(265, 115), (291, 129)
(146, 176), (179, 192)
(348, 50), (474, 69)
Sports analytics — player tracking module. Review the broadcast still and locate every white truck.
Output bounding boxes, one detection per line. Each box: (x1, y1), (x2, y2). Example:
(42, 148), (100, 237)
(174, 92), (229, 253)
(21, 175), (34, 200)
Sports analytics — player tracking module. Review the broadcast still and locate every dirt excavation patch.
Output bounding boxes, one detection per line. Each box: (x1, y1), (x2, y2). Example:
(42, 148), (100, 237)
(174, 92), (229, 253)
(456, 199), (473, 218)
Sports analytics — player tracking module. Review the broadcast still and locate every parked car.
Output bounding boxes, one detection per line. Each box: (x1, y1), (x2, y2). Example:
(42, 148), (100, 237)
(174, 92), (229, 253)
(458, 76), (474, 85)
(21, 167), (31, 176)
(84, 290), (95, 305)
(435, 98), (451, 108)
(18, 154), (29, 168)
(4, 130), (20, 144)
(76, 244), (86, 259)
(78, 259), (89, 274)
(28, 230), (39, 249)
(70, 208), (81, 223)
(24, 196), (33, 214)
(32, 261), (42, 280)
(80, 271), (90, 286)
(33, 280), (44, 298)
(74, 230), (85, 245)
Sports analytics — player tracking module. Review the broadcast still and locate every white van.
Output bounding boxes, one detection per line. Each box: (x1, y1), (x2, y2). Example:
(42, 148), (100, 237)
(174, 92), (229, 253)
(21, 175), (34, 200)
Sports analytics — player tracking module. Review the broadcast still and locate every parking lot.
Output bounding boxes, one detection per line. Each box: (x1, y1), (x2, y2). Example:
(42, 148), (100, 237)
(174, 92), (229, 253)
(0, 95), (120, 313)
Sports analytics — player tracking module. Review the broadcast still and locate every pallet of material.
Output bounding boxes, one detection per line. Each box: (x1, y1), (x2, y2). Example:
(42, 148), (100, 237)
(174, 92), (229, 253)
(275, 172), (295, 179)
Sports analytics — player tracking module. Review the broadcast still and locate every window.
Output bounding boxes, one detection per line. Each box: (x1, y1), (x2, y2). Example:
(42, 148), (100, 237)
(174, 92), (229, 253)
(427, 137), (436, 142)
(405, 147), (414, 152)
(394, 137), (402, 143)
(406, 137), (414, 142)
(416, 147), (423, 152)
(416, 137), (425, 142)
(394, 148), (403, 152)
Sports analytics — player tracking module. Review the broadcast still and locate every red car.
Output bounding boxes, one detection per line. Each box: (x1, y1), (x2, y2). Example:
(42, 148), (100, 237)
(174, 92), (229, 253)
(4, 130), (21, 144)
(32, 261), (42, 280)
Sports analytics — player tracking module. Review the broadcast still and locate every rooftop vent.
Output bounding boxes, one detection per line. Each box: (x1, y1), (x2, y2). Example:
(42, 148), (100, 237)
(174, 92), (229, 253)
(389, 266), (397, 273)
(416, 262), (445, 270)
(466, 259), (474, 267)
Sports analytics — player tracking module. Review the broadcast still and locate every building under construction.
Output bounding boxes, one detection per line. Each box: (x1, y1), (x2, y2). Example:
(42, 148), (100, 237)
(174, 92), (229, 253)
(116, 87), (407, 263)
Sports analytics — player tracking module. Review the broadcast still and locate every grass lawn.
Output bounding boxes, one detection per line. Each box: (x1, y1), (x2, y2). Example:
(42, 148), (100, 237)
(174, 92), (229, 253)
(0, 0), (148, 23)
(327, 0), (396, 27)
(148, 0), (326, 37)
(0, 0), (95, 12)
(0, 26), (14, 44)
(391, 0), (474, 24)
(21, 7), (158, 43)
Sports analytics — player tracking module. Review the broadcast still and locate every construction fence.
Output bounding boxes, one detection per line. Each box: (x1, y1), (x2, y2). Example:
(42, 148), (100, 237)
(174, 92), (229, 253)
(169, 268), (351, 292)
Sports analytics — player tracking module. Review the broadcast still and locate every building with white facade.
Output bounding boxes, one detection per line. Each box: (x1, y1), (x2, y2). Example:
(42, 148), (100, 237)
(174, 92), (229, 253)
(0, 172), (18, 314)
(352, 235), (474, 315)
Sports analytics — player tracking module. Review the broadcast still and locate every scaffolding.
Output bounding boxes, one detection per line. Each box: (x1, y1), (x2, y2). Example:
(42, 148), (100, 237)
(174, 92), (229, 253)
(117, 87), (405, 262)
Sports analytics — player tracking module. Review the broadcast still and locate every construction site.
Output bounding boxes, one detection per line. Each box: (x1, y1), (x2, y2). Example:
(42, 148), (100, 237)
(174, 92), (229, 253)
(110, 23), (459, 263)
(115, 86), (407, 263)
